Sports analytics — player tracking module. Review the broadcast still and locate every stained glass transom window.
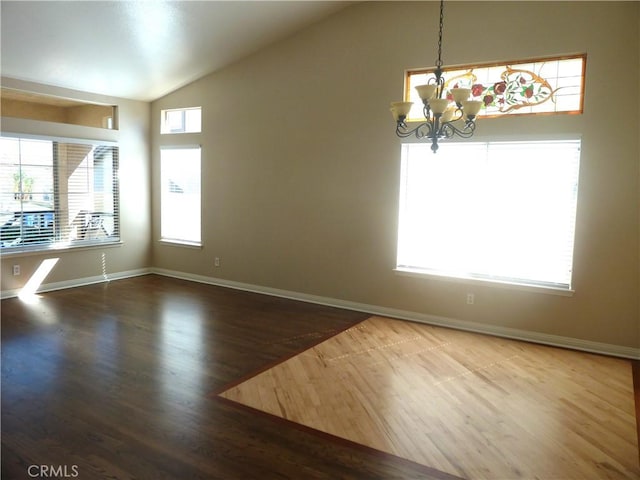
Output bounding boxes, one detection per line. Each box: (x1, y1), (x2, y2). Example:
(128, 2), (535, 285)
(405, 55), (585, 121)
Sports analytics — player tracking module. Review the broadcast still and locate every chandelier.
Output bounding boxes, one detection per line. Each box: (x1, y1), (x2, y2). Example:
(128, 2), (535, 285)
(390, 0), (483, 153)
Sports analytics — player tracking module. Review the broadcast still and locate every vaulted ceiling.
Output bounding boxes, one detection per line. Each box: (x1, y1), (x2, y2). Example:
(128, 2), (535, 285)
(0, 1), (350, 102)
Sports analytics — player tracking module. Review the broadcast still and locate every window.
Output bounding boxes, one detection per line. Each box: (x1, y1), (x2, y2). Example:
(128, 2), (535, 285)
(397, 140), (581, 291)
(405, 55), (585, 121)
(160, 146), (201, 245)
(161, 107), (201, 134)
(0, 136), (119, 252)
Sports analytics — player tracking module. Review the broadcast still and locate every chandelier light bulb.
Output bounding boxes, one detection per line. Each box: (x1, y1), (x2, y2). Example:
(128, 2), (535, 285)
(462, 100), (483, 118)
(428, 98), (449, 115)
(390, 101), (414, 121)
(451, 88), (471, 105)
(441, 108), (455, 123)
(415, 84), (438, 101)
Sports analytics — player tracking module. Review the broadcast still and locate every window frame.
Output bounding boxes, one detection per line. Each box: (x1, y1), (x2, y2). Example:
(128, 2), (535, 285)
(395, 139), (581, 295)
(160, 107), (202, 134)
(159, 145), (202, 247)
(405, 54), (586, 121)
(0, 133), (121, 255)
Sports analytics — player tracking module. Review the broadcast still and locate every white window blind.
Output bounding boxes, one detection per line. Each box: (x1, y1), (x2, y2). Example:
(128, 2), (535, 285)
(160, 146), (201, 245)
(0, 136), (119, 252)
(397, 140), (581, 290)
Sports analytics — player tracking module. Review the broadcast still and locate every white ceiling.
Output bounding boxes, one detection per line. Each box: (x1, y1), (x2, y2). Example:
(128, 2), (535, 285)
(1, 1), (350, 102)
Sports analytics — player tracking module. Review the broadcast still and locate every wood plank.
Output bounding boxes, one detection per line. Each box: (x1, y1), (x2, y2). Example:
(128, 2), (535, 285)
(3, 275), (451, 479)
(220, 315), (640, 479)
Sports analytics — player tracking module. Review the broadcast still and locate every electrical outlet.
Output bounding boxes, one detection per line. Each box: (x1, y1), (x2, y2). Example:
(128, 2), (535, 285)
(466, 293), (475, 305)
(12, 264), (20, 276)
(214, 257), (220, 267)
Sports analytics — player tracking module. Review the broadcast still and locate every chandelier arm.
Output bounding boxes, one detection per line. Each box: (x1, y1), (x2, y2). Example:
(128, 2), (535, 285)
(395, 126), (418, 139)
(451, 107), (464, 122)
(440, 121), (477, 139)
(396, 121), (435, 140)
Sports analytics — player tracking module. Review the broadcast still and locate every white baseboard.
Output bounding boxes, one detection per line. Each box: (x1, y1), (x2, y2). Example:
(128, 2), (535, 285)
(151, 268), (640, 360)
(0, 268), (151, 300)
(3, 266), (638, 360)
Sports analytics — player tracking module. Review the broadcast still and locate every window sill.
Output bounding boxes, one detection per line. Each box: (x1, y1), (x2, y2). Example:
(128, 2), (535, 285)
(394, 267), (575, 297)
(158, 239), (202, 249)
(0, 240), (123, 258)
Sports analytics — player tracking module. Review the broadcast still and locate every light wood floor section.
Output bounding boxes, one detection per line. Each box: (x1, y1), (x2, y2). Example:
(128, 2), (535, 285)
(219, 316), (640, 480)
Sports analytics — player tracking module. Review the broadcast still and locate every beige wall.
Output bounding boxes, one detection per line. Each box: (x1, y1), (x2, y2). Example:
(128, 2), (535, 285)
(66, 104), (115, 129)
(2, 97), (114, 128)
(2, 98), (67, 123)
(151, 1), (639, 350)
(0, 79), (151, 290)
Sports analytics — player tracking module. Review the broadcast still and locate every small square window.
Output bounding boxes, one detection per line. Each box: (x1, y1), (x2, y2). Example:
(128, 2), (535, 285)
(161, 107), (201, 134)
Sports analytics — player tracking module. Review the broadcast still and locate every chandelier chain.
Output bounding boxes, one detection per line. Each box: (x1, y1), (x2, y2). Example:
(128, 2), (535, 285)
(436, 0), (444, 68)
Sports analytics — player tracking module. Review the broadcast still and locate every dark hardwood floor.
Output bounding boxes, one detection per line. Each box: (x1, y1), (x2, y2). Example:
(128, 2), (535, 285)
(2, 275), (455, 479)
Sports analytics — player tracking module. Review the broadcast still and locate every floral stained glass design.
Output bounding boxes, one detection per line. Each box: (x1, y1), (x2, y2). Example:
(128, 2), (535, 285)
(405, 55), (585, 121)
